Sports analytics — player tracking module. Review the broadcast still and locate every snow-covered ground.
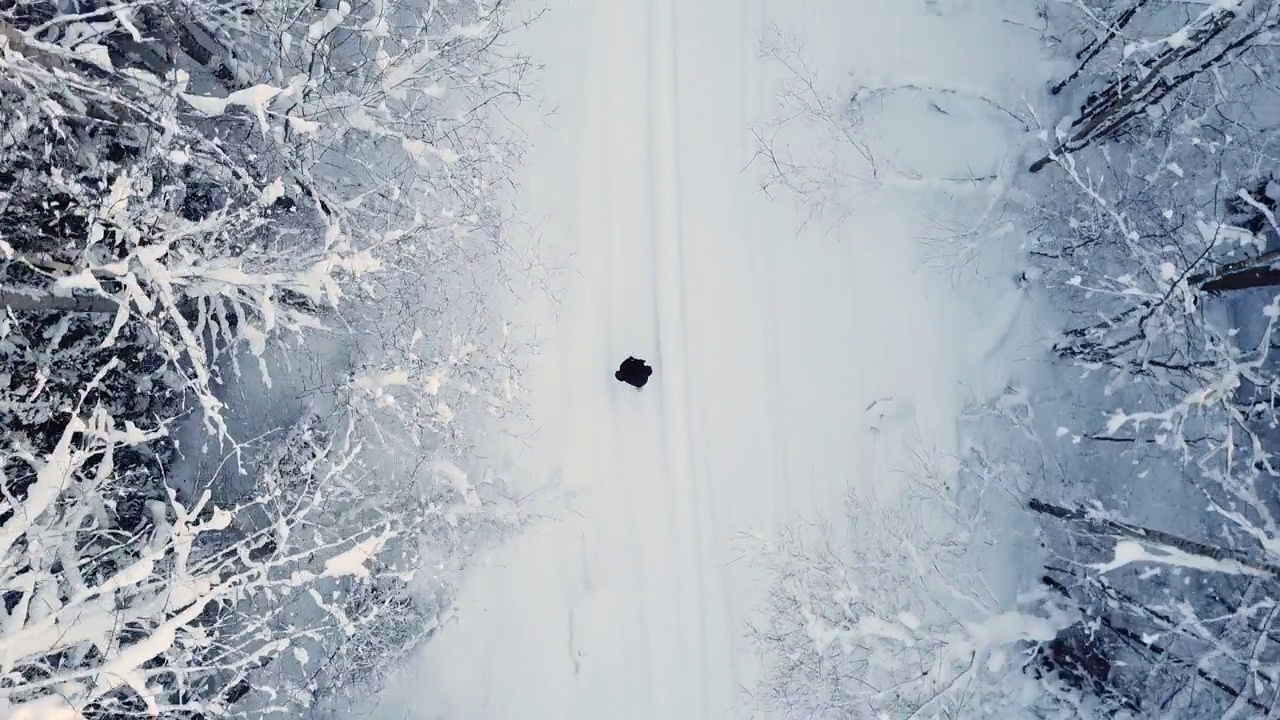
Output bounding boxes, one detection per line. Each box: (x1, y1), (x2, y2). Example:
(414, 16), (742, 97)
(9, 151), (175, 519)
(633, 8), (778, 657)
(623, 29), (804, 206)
(368, 0), (1052, 718)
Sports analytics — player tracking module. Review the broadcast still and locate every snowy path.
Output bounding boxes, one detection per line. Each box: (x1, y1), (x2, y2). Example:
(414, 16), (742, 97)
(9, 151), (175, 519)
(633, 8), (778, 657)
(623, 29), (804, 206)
(370, 1), (1047, 718)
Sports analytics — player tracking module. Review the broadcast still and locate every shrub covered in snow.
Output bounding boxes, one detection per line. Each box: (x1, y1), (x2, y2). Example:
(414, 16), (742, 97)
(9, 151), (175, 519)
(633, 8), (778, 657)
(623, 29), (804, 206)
(745, 456), (1100, 720)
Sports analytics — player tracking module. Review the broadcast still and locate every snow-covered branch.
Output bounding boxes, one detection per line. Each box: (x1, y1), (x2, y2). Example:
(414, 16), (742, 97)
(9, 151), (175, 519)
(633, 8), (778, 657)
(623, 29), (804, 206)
(0, 0), (539, 715)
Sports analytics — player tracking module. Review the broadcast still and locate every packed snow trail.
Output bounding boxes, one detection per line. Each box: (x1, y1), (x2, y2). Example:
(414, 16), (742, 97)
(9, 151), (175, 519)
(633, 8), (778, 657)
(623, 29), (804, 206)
(366, 0), (1049, 718)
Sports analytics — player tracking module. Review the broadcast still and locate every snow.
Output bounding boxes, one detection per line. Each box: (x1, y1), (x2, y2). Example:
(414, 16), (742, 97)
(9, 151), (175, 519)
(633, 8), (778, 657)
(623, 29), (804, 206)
(260, 177), (286, 205)
(1095, 539), (1271, 578)
(181, 84), (286, 135)
(287, 115), (321, 134)
(308, 1), (352, 41)
(181, 85), (280, 117)
(50, 269), (105, 297)
(321, 530), (396, 580)
(367, 0), (1050, 717)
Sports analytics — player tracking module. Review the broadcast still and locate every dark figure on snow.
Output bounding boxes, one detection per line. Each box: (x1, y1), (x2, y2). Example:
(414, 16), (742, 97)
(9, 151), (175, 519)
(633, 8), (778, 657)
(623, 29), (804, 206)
(615, 356), (653, 389)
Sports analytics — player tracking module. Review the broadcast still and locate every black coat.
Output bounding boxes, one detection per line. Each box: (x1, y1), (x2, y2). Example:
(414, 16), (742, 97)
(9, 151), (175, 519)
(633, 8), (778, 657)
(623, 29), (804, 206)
(615, 356), (653, 388)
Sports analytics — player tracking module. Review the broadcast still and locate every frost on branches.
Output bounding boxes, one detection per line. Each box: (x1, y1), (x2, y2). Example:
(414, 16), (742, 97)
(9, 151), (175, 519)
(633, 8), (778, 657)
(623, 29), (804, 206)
(1015, 0), (1280, 716)
(0, 0), (534, 716)
(0, 385), (404, 718)
(749, 0), (1280, 715)
(745, 463), (1091, 720)
(1030, 0), (1279, 172)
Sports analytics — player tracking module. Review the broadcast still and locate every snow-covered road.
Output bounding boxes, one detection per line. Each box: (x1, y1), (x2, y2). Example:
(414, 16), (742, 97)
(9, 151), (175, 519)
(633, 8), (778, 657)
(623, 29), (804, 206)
(370, 0), (1048, 718)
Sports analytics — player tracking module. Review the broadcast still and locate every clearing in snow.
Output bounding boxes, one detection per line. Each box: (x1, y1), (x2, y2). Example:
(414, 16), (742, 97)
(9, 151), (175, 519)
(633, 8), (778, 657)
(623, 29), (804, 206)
(368, 0), (1051, 717)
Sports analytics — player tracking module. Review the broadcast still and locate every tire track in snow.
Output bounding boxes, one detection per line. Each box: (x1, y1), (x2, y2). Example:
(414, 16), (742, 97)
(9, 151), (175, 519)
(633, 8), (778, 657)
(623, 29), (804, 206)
(588, 0), (654, 714)
(646, 0), (736, 715)
(664, 1), (736, 713)
(567, 0), (664, 712)
(645, 0), (695, 714)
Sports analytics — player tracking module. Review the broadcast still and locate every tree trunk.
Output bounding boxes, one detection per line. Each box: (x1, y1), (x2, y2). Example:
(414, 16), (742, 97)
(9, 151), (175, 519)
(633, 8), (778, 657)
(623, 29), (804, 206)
(1199, 265), (1280, 294)
(0, 286), (119, 314)
(1028, 498), (1280, 580)
(1189, 249), (1280, 294)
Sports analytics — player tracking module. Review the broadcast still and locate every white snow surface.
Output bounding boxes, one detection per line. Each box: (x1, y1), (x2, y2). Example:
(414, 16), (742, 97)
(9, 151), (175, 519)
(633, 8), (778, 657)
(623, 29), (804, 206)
(368, 0), (1051, 718)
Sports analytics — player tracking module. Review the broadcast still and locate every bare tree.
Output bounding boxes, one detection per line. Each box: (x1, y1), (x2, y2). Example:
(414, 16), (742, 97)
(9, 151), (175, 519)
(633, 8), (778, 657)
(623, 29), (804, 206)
(744, 451), (1089, 720)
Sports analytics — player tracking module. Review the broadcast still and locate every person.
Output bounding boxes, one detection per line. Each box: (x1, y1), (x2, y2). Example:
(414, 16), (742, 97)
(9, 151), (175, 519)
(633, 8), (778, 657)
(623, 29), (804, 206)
(614, 356), (653, 389)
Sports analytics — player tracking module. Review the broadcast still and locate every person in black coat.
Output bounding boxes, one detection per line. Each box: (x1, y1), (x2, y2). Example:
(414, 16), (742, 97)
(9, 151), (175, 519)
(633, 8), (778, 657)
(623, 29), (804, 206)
(615, 356), (653, 389)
